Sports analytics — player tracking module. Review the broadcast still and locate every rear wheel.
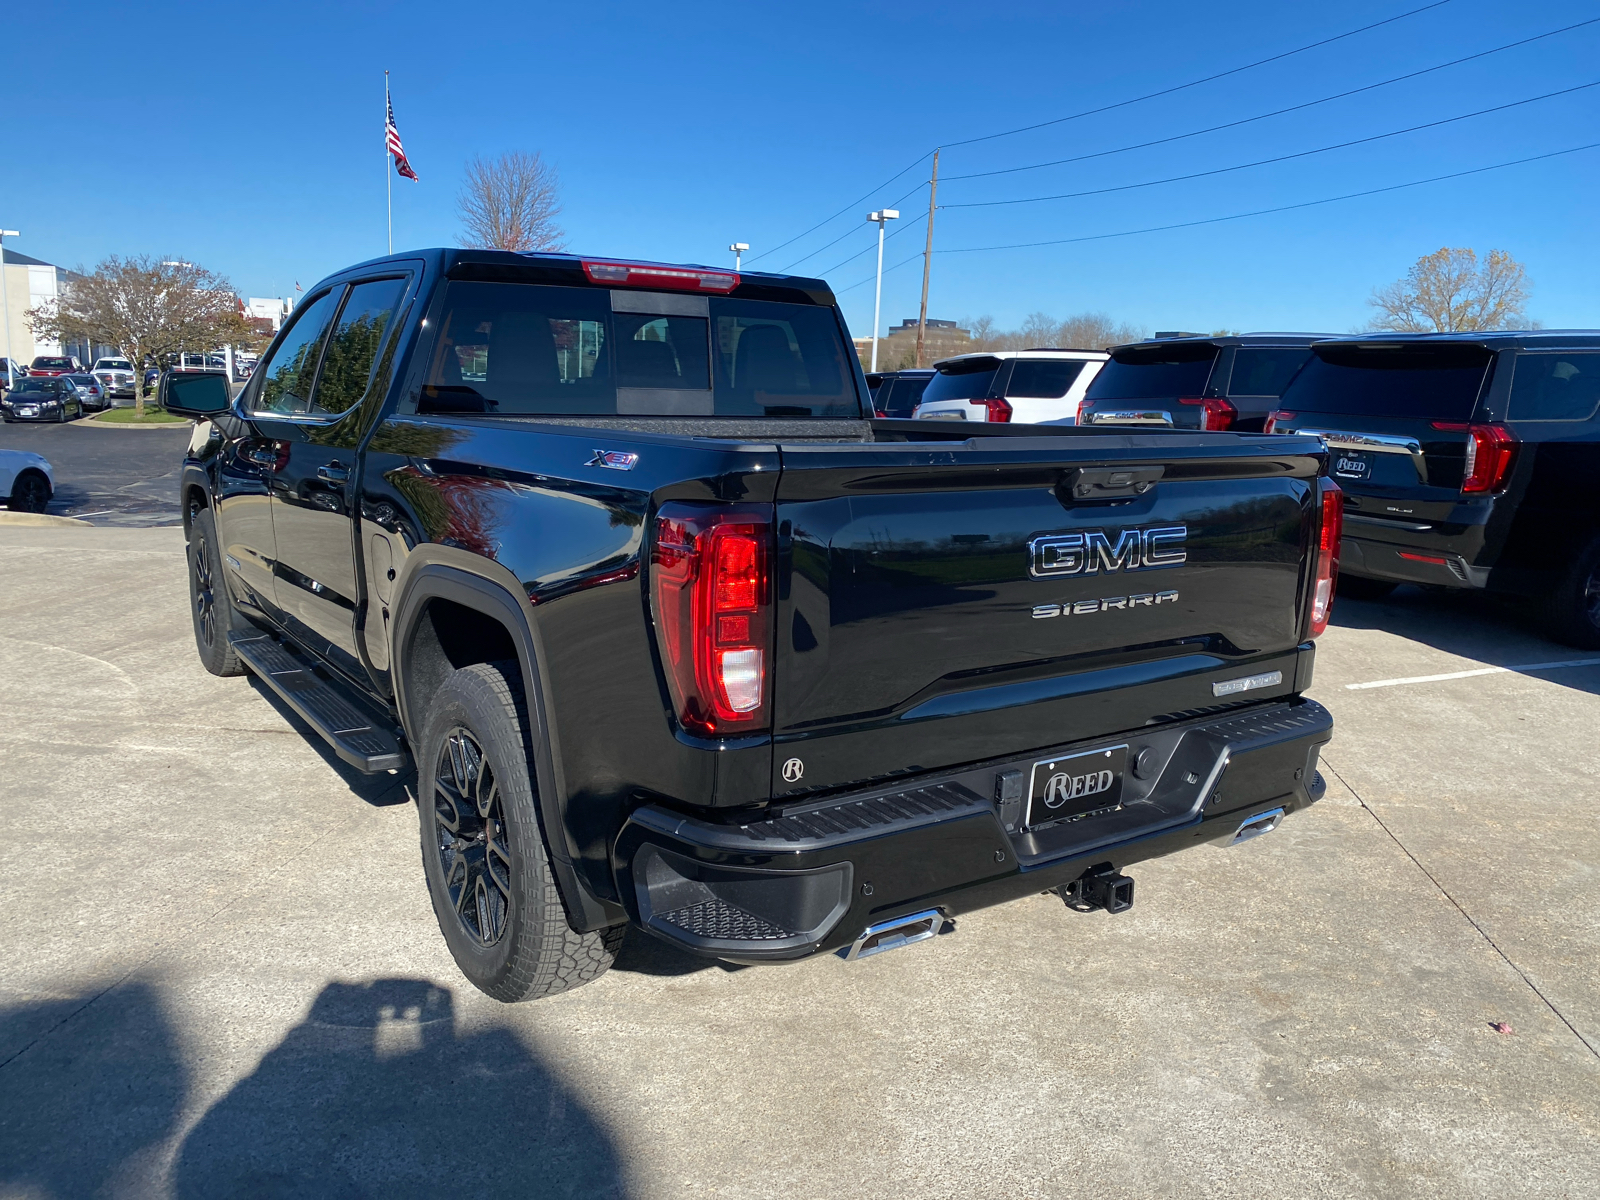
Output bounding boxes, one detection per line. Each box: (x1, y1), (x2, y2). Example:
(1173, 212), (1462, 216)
(8, 469), (50, 513)
(187, 506), (246, 676)
(1336, 574), (1398, 601)
(418, 660), (622, 1002)
(1542, 537), (1600, 649)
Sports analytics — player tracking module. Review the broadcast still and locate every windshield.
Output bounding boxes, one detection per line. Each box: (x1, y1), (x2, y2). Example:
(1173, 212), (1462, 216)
(1086, 343), (1218, 400)
(420, 283), (861, 417)
(922, 357), (1001, 403)
(1282, 344), (1493, 421)
(32, 358), (73, 370)
(96, 360), (133, 371)
(14, 380), (60, 394)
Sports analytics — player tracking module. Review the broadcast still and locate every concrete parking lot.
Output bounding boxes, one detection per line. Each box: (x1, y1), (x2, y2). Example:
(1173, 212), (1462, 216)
(1, 525), (1597, 1198)
(1, 418), (189, 526)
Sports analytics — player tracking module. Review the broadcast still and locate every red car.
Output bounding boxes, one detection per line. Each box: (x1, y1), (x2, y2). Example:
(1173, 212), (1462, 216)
(28, 355), (81, 377)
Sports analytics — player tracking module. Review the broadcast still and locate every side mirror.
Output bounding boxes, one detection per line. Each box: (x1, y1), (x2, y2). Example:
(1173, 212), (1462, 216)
(160, 370), (232, 418)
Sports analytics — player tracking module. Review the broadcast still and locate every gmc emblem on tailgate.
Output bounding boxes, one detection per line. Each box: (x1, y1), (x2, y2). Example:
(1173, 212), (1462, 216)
(1028, 525), (1187, 579)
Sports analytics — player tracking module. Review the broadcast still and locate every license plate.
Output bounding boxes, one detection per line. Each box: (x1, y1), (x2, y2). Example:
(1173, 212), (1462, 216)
(17, 406), (38, 417)
(1026, 744), (1128, 828)
(1333, 453), (1371, 480)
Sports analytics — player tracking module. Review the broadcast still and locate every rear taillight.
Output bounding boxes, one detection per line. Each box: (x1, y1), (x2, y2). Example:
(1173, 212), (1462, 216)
(583, 259), (739, 293)
(651, 503), (772, 736)
(1179, 396), (1237, 430)
(1308, 478), (1343, 639)
(1264, 410), (1294, 434)
(1430, 421), (1516, 493)
(967, 395), (1013, 422)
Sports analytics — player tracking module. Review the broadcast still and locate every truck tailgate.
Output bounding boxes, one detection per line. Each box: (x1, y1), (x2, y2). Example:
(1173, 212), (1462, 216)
(771, 432), (1324, 796)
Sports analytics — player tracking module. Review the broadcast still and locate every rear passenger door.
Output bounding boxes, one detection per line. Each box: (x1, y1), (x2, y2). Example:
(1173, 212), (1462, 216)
(264, 275), (411, 670)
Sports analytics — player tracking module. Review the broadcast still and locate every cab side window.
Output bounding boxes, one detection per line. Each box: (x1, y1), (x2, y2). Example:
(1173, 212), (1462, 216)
(1507, 352), (1600, 422)
(253, 289), (341, 416)
(307, 278), (409, 417)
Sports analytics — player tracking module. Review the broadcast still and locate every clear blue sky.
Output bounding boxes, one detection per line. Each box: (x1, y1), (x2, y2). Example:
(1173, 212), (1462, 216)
(7, 0), (1600, 338)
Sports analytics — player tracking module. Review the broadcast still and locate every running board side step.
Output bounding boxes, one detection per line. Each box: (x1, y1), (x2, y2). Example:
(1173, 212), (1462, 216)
(229, 633), (406, 773)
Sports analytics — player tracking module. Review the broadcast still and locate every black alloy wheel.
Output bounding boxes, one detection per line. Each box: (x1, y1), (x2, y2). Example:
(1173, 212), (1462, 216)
(192, 525), (220, 649)
(186, 506), (246, 676)
(417, 661), (624, 1002)
(432, 727), (513, 947)
(9, 471), (50, 513)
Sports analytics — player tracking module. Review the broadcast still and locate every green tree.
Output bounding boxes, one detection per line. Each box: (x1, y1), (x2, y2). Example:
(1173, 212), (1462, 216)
(27, 256), (250, 415)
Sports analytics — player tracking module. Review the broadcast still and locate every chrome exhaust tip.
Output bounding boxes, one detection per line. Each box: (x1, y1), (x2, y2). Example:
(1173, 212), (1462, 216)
(1230, 807), (1285, 847)
(842, 908), (946, 961)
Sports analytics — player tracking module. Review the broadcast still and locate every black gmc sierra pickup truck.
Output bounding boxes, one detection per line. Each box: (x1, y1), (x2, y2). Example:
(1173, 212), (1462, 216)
(166, 249), (1338, 1002)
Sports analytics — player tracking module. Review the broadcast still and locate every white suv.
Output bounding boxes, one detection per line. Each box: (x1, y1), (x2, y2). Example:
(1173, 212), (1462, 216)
(911, 349), (1107, 424)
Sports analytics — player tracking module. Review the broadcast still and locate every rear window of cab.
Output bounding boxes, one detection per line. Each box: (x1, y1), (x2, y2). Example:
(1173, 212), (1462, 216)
(416, 282), (862, 418)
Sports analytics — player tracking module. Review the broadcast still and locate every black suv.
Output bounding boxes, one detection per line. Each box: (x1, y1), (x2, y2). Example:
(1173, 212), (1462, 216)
(1078, 334), (1330, 433)
(1272, 332), (1600, 646)
(865, 368), (934, 418)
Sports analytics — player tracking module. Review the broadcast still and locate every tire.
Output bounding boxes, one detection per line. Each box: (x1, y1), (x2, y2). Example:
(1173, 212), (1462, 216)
(1336, 574), (1398, 601)
(186, 506), (247, 676)
(9, 469), (51, 513)
(418, 660), (623, 1002)
(1541, 537), (1600, 649)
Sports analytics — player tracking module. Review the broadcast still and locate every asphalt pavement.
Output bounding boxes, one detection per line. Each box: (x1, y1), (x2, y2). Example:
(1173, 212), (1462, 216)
(0, 528), (1596, 1199)
(0, 415), (191, 526)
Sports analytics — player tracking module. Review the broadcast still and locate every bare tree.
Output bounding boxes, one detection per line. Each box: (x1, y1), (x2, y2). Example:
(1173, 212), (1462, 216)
(963, 311), (1145, 352)
(28, 256), (249, 416)
(457, 152), (565, 252)
(1369, 248), (1530, 332)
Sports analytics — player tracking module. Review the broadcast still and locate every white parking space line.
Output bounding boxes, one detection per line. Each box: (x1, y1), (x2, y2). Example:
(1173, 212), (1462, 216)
(1346, 657), (1600, 691)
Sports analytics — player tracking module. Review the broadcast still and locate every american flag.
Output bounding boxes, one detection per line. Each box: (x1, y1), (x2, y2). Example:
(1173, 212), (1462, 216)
(386, 93), (418, 181)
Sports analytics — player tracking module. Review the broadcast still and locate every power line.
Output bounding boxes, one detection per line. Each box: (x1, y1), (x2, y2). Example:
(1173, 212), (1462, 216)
(813, 209), (927, 279)
(751, 1), (1457, 269)
(836, 250), (925, 295)
(742, 150), (931, 267)
(778, 180), (928, 273)
(943, 16), (1600, 183)
(942, 80), (1600, 209)
(936, 141), (1600, 255)
(941, 0), (1456, 149)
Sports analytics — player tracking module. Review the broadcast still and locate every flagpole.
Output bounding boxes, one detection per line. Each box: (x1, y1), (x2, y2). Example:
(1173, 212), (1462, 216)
(385, 71), (393, 255)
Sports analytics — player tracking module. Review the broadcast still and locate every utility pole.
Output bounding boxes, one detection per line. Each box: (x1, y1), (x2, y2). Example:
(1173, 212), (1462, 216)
(0, 229), (17, 388)
(914, 150), (939, 369)
(866, 209), (898, 373)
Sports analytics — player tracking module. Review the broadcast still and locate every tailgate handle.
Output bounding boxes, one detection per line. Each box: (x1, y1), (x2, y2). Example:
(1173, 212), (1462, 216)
(1060, 465), (1164, 503)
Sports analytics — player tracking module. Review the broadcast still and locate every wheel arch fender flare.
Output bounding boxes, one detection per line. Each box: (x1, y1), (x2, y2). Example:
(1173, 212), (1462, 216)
(390, 557), (622, 933)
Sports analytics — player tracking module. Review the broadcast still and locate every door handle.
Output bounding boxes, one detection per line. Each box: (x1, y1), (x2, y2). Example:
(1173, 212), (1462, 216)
(242, 442), (280, 467)
(317, 462), (350, 483)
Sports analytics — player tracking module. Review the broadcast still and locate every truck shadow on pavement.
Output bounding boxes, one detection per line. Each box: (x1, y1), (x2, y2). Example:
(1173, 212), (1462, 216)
(245, 676), (416, 807)
(1, 978), (631, 1199)
(1332, 585), (1600, 698)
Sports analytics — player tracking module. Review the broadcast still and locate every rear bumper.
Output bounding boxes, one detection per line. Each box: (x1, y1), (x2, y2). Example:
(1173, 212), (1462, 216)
(1341, 533), (1490, 588)
(614, 697), (1333, 963)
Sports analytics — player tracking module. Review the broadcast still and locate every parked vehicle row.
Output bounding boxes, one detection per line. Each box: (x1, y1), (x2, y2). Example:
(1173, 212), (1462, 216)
(169, 247), (1338, 1004)
(1, 376), (92, 422)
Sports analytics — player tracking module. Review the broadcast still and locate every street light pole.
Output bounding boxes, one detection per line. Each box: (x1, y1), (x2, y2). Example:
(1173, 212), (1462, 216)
(0, 229), (18, 388)
(729, 242), (748, 271)
(866, 209), (898, 373)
